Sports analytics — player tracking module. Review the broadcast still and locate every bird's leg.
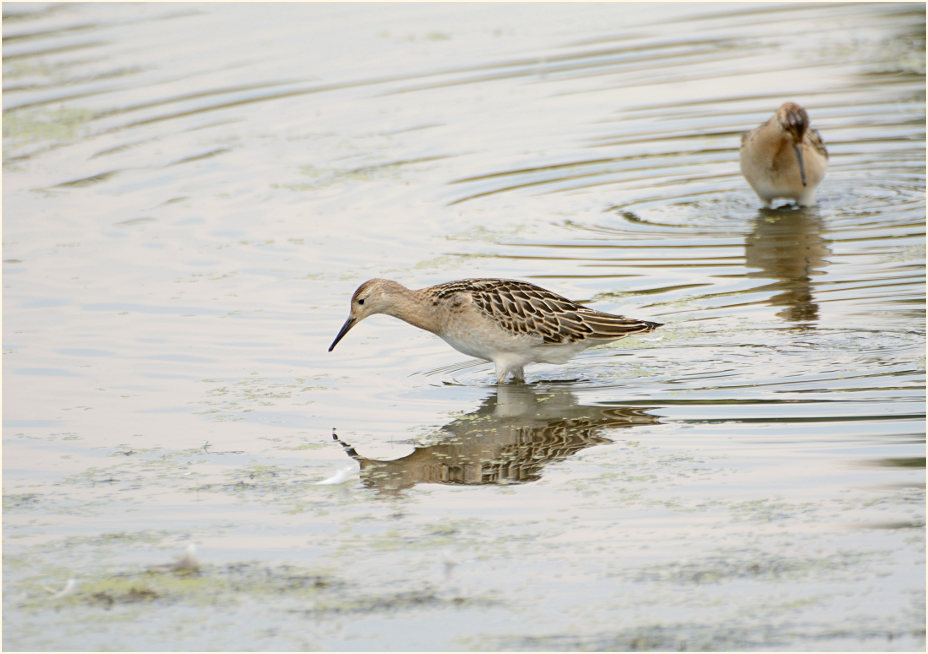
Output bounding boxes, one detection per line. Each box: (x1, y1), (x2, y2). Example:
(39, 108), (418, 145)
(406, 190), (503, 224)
(495, 365), (524, 384)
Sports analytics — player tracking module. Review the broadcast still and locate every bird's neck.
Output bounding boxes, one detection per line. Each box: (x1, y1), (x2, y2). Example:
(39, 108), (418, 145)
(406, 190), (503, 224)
(382, 285), (441, 335)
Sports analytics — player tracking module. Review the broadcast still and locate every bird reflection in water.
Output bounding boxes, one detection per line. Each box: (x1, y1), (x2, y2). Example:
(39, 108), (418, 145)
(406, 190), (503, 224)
(332, 384), (658, 494)
(745, 207), (831, 325)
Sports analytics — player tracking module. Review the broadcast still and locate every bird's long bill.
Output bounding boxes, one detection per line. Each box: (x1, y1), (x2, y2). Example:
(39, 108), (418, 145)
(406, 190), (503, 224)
(792, 143), (807, 186)
(328, 316), (357, 352)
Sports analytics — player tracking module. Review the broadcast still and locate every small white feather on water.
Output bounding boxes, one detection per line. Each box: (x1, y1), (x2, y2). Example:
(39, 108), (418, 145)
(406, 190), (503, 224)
(44, 578), (76, 599)
(315, 465), (356, 485)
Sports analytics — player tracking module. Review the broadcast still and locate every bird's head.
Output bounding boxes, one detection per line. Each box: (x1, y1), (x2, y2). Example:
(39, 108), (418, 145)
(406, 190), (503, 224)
(328, 279), (403, 351)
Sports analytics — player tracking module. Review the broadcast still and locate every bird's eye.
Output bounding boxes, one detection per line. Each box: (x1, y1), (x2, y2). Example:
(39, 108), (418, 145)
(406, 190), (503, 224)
(358, 298), (365, 305)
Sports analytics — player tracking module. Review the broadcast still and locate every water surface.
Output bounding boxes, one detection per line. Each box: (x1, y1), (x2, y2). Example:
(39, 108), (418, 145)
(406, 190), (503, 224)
(3, 2), (925, 651)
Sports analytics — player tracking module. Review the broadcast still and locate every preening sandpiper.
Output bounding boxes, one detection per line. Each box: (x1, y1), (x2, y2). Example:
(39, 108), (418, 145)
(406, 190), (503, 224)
(740, 102), (828, 207)
(328, 278), (662, 383)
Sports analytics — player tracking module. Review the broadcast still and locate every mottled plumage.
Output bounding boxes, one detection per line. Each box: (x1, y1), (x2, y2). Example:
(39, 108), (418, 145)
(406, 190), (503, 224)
(740, 102), (828, 207)
(329, 278), (661, 383)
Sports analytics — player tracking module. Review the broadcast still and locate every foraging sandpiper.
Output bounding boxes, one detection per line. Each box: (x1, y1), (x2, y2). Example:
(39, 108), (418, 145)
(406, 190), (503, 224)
(328, 278), (661, 383)
(740, 102), (828, 207)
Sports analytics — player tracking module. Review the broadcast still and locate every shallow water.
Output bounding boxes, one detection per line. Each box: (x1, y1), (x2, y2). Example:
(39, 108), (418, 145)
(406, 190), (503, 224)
(2, 2), (925, 651)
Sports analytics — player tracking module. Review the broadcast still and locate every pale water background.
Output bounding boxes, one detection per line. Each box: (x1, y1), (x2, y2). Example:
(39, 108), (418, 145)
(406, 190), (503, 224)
(2, 2), (925, 651)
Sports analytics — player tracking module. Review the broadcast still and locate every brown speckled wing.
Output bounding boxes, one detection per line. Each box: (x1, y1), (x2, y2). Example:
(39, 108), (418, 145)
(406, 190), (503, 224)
(808, 128), (828, 160)
(431, 279), (660, 344)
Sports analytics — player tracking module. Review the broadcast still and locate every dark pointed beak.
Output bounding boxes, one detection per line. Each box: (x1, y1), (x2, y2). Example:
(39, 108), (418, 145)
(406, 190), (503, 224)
(792, 143), (807, 186)
(328, 316), (356, 351)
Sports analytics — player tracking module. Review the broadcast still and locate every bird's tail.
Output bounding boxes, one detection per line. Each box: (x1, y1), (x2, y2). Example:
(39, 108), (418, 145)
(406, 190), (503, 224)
(582, 312), (662, 340)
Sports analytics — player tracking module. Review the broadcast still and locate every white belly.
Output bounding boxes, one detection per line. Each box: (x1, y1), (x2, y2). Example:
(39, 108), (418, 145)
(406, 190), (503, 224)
(440, 327), (589, 368)
(439, 326), (535, 363)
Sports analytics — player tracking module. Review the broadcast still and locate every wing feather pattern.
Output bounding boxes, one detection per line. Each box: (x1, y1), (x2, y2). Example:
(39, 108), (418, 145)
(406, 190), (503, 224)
(430, 279), (661, 344)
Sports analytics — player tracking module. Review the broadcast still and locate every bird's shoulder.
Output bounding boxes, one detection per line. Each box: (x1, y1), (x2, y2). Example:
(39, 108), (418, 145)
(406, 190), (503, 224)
(808, 128), (828, 159)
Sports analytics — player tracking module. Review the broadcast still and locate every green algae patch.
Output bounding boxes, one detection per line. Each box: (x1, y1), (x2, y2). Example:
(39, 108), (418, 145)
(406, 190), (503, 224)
(288, 587), (500, 616)
(3, 106), (95, 147)
(3, 493), (41, 510)
(200, 463), (326, 501)
(69, 575), (170, 608)
(61, 447), (207, 491)
(629, 551), (868, 586)
(20, 562), (340, 614)
(195, 375), (320, 421)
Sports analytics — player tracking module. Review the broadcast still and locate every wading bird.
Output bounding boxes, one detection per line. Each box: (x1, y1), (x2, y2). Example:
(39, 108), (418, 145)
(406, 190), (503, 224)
(740, 102), (828, 207)
(329, 278), (661, 383)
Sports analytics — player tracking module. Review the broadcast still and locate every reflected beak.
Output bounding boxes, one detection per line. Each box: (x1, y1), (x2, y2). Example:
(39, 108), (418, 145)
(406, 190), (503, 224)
(792, 143), (807, 186)
(328, 316), (357, 351)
